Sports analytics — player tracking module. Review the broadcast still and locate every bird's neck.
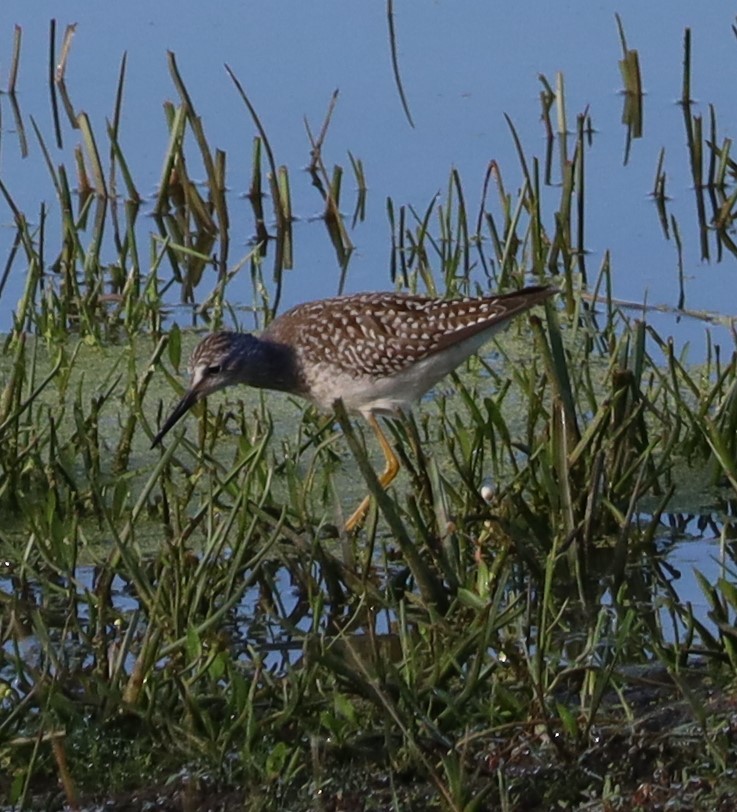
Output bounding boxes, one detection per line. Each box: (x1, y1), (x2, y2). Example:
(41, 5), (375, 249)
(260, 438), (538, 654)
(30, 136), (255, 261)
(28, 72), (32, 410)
(238, 335), (302, 395)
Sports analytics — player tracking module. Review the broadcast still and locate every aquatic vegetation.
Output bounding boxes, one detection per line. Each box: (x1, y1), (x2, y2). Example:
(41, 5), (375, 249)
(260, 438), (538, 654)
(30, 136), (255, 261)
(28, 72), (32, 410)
(1, 16), (737, 812)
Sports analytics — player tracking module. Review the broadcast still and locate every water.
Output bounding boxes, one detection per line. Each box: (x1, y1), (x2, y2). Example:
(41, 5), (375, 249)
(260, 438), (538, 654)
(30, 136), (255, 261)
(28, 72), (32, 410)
(0, 2), (736, 331)
(1, 515), (732, 685)
(1, 3), (736, 658)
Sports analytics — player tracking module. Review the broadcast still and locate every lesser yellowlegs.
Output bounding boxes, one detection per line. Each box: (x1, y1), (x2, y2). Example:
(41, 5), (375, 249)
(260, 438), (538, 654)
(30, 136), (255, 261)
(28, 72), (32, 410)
(152, 285), (556, 529)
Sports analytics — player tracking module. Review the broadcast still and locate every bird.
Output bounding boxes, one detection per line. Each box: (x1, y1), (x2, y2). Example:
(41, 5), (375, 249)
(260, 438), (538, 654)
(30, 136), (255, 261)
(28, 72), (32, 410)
(152, 284), (557, 530)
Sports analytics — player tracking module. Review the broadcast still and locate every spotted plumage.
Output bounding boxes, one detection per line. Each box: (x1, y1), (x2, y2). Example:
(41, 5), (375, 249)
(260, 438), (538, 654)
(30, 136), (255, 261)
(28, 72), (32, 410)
(260, 287), (556, 414)
(152, 284), (556, 528)
(265, 291), (534, 379)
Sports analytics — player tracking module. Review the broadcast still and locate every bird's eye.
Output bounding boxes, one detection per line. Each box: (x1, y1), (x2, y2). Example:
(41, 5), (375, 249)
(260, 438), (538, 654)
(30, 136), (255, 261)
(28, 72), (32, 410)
(206, 364), (221, 375)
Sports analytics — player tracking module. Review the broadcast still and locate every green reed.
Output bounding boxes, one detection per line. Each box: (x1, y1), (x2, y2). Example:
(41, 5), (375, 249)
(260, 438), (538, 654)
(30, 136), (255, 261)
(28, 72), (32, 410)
(3, 22), (737, 812)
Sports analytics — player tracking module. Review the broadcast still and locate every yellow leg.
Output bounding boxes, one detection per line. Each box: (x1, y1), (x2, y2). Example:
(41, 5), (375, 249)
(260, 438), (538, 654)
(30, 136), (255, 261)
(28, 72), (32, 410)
(344, 414), (400, 532)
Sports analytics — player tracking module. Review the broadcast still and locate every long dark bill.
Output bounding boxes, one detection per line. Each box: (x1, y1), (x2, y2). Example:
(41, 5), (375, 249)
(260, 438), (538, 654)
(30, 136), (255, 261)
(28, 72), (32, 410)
(151, 389), (200, 448)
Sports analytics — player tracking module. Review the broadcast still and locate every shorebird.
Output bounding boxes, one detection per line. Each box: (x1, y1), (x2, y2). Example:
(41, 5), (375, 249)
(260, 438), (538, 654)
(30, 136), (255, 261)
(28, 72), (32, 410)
(152, 285), (556, 529)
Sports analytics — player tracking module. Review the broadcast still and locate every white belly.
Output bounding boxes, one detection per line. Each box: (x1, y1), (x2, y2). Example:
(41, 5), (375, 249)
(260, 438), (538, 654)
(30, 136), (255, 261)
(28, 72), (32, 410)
(302, 328), (502, 417)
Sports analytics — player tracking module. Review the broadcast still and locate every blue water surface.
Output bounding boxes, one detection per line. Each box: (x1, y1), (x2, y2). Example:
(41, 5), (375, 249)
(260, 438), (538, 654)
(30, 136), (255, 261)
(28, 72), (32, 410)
(0, 1), (735, 334)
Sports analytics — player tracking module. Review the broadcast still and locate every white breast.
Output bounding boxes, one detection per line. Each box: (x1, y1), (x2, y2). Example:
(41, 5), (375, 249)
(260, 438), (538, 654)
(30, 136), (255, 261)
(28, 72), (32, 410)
(302, 326), (503, 417)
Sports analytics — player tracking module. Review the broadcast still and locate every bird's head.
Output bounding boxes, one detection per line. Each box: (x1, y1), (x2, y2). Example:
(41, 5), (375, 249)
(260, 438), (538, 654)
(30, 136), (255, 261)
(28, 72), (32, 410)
(151, 331), (257, 447)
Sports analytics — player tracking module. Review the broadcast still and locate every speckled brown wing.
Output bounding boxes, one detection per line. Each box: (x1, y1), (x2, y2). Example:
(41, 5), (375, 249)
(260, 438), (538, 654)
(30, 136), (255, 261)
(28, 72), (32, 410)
(262, 286), (555, 379)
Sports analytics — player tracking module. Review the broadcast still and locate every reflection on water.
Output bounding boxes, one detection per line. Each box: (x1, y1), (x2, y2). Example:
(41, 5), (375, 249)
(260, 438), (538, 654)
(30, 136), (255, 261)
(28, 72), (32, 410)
(2, 507), (736, 693)
(0, 3), (736, 341)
